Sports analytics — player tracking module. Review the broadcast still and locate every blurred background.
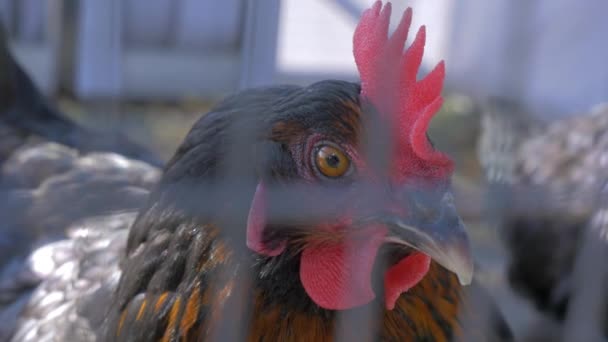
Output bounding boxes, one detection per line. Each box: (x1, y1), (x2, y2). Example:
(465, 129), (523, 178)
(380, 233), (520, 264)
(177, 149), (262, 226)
(2, 0), (607, 339)
(5, 0), (607, 157)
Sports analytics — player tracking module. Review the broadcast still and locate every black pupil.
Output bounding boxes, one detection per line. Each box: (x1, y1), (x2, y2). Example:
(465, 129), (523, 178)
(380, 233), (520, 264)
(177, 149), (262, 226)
(326, 154), (341, 168)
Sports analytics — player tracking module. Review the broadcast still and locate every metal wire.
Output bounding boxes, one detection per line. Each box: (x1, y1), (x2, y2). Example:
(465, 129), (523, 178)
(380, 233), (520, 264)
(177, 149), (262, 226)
(2, 3), (608, 342)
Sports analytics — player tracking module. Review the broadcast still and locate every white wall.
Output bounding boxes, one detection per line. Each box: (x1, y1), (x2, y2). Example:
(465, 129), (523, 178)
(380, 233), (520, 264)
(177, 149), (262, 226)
(446, 0), (608, 117)
(276, 0), (450, 83)
(276, 0), (608, 118)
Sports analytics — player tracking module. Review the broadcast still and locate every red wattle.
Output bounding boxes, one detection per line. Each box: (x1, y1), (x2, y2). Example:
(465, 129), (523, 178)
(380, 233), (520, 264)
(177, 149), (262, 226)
(300, 228), (386, 310)
(384, 252), (431, 309)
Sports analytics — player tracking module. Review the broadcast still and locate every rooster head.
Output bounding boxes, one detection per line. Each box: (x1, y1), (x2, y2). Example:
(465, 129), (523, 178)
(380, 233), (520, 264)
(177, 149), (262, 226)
(244, 1), (473, 311)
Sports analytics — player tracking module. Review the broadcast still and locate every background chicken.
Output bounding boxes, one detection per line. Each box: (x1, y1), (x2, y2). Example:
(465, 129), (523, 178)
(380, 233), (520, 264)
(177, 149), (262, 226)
(1, 2), (513, 341)
(0, 25), (162, 167)
(478, 98), (608, 340)
(0, 20), (162, 340)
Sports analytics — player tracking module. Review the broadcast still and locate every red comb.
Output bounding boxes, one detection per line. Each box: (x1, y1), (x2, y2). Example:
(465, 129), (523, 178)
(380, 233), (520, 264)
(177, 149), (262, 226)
(353, 1), (453, 181)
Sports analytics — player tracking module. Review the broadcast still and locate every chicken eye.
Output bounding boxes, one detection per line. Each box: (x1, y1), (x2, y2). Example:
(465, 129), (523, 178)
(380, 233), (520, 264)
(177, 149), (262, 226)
(314, 144), (351, 178)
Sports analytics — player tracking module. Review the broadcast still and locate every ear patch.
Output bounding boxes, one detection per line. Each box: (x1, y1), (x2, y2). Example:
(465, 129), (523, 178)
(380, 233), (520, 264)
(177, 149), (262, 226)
(246, 182), (286, 256)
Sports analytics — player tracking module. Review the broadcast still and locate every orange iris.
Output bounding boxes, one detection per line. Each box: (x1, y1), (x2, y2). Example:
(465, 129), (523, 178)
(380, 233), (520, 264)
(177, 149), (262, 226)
(315, 145), (350, 178)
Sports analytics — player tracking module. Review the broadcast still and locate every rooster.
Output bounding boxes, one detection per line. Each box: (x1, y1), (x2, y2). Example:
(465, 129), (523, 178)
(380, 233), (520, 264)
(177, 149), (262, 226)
(6, 2), (511, 341)
(478, 99), (608, 339)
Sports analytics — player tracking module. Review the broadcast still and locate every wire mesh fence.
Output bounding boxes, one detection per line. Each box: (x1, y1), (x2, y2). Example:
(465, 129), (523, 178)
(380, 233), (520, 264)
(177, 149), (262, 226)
(0, 1), (607, 342)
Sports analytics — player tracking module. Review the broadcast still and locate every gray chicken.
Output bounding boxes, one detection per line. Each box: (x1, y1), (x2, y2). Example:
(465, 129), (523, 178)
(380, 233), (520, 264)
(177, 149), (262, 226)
(478, 98), (608, 340)
(0, 24), (162, 340)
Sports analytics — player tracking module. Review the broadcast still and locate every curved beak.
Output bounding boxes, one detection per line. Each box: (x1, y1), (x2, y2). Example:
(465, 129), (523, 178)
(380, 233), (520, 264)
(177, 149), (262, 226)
(364, 191), (474, 286)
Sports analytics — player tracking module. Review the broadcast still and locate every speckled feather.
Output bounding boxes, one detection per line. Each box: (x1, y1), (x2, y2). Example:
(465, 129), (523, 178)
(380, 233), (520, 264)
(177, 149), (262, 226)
(0, 143), (159, 341)
(479, 99), (608, 338)
(107, 222), (510, 341)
